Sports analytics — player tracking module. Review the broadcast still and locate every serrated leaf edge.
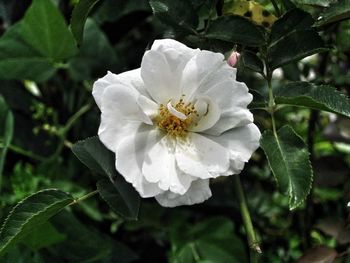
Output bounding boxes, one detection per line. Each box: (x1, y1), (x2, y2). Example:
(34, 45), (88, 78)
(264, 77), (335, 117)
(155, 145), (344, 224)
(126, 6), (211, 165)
(71, 135), (99, 166)
(275, 83), (350, 118)
(96, 180), (140, 221)
(0, 189), (73, 255)
(286, 128), (313, 210)
(261, 126), (313, 210)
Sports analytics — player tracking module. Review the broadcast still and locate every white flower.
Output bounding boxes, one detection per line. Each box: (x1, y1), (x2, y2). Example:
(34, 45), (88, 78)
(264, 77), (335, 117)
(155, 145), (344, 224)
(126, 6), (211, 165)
(93, 39), (261, 207)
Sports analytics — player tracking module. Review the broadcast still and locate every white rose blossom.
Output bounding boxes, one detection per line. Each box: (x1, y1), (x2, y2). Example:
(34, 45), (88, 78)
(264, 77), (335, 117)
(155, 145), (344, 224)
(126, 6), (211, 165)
(93, 39), (261, 207)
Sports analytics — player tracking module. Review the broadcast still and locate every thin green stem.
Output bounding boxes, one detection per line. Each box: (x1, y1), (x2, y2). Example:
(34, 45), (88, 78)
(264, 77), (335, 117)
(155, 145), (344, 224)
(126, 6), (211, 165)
(204, 0), (218, 33)
(190, 243), (201, 262)
(69, 189), (99, 206)
(233, 175), (261, 263)
(270, 0), (281, 16)
(267, 76), (277, 136)
(46, 104), (91, 162)
(63, 103), (92, 134)
(0, 143), (45, 161)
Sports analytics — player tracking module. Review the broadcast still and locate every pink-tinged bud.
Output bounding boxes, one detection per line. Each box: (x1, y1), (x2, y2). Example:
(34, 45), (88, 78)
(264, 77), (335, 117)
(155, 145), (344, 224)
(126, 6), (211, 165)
(227, 51), (240, 67)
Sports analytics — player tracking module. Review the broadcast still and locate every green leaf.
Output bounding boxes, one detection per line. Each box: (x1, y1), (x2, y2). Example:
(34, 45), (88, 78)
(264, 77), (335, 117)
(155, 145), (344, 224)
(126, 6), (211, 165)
(94, 0), (151, 23)
(72, 136), (116, 180)
(149, 0), (198, 34)
(70, 0), (101, 45)
(268, 29), (327, 70)
(206, 15), (266, 47)
(0, 95), (13, 187)
(270, 8), (314, 44)
(72, 136), (141, 220)
(21, 222), (66, 250)
(275, 82), (350, 117)
(20, 0), (77, 60)
(239, 50), (264, 74)
(171, 217), (247, 263)
(50, 211), (138, 263)
(97, 179), (140, 220)
(260, 125), (313, 210)
(281, 0), (297, 10)
(316, 0), (350, 27)
(248, 89), (267, 109)
(68, 19), (120, 81)
(0, 189), (73, 256)
(0, 0), (78, 81)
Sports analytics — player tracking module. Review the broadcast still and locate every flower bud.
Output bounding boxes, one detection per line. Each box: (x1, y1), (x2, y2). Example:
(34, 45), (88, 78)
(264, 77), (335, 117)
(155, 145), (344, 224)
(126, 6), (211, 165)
(227, 51), (240, 67)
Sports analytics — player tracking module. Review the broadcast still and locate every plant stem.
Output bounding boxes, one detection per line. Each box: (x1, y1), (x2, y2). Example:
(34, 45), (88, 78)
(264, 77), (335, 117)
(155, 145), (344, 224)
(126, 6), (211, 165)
(233, 175), (261, 262)
(69, 189), (99, 206)
(267, 75), (277, 136)
(0, 143), (45, 161)
(270, 0), (281, 16)
(46, 103), (91, 162)
(190, 243), (201, 262)
(63, 103), (92, 133)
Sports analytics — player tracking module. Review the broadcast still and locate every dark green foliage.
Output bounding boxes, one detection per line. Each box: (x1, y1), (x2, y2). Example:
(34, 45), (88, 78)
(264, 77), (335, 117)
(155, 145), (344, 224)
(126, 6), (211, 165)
(270, 8), (314, 43)
(0, 96), (13, 187)
(170, 217), (248, 263)
(268, 30), (327, 70)
(72, 136), (141, 219)
(50, 211), (138, 262)
(97, 179), (140, 220)
(316, 0), (350, 26)
(206, 15), (266, 47)
(150, 0), (198, 34)
(68, 19), (120, 81)
(240, 50), (264, 74)
(70, 0), (101, 45)
(0, 0), (77, 81)
(275, 82), (350, 117)
(260, 126), (313, 210)
(0, 189), (73, 256)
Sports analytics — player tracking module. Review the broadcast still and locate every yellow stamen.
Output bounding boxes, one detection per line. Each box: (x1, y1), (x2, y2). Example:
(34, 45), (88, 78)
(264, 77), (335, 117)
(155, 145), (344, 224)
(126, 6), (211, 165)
(155, 99), (197, 137)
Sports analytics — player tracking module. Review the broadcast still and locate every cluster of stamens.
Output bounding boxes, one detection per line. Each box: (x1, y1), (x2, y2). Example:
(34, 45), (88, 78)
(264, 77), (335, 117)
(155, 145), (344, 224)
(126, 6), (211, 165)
(156, 97), (199, 137)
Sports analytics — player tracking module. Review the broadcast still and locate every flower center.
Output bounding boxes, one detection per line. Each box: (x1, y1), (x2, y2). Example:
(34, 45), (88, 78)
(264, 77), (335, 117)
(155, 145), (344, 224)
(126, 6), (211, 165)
(156, 99), (198, 137)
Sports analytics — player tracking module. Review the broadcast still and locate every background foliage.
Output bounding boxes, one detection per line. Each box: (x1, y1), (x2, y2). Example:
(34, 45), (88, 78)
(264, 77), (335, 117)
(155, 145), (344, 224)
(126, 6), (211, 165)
(0, 0), (350, 262)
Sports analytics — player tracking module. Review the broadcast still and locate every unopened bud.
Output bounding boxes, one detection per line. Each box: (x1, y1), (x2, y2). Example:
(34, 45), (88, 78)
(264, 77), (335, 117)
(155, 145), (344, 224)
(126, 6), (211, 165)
(227, 51), (240, 67)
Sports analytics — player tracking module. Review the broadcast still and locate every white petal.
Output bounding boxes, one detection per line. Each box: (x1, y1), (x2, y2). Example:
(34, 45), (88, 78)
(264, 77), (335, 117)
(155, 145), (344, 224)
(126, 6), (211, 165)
(206, 124), (261, 162)
(141, 50), (182, 103)
(99, 113), (140, 152)
(205, 110), (253, 136)
(102, 85), (152, 124)
(155, 179), (212, 207)
(189, 96), (221, 132)
(151, 39), (198, 56)
(138, 95), (158, 119)
(195, 64), (237, 96)
(151, 39), (199, 78)
(92, 71), (118, 109)
(175, 133), (231, 179)
(206, 80), (252, 109)
(113, 68), (149, 96)
(142, 136), (194, 194)
(93, 69), (147, 109)
(98, 85), (152, 152)
(202, 80), (254, 135)
(116, 128), (164, 197)
(180, 51), (233, 100)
